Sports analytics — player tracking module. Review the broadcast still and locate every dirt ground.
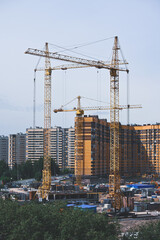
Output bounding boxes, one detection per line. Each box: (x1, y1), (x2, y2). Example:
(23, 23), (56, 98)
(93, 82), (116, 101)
(119, 218), (159, 233)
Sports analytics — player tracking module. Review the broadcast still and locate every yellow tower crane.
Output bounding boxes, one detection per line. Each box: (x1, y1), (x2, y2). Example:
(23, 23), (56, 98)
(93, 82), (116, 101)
(36, 43), (52, 200)
(25, 37), (135, 207)
(109, 36), (122, 209)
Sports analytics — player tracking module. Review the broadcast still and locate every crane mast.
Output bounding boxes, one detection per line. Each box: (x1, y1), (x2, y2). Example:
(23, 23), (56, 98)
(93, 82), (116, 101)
(38, 43), (52, 200)
(109, 36), (121, 209)
(74, 96), (84, 185)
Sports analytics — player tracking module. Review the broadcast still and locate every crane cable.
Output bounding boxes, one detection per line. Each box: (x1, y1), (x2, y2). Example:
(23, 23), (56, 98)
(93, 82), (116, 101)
(97, 70), (99, 111)
(34, 46), (45, 71)
(59, 95), (109, 110)
(48, 43), (104, 62)
(33, 70), (36, 165)
(81, 96), (108, 104)
(127, 72), (130, 125)
(48, 36), (114, 52)
(63, 70), (67, 127)
(118, 39), (130, 125)
(48, 36), (115, 62)
(33, 70), (36, 129)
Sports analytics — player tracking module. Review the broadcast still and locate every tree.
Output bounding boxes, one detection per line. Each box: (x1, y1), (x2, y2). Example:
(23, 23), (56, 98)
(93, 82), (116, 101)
(34, 172), (42, 181)
(0, 157), (60, 184)
(0, 160), (9, 178)
(0, 200), (119, 240)
(60, 168), (74, 175)
(51, 158), (60, 175)
(59, 208), (119, 240)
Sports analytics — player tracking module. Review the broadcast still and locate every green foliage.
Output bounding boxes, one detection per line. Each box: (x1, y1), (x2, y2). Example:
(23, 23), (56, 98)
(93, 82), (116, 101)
(0, 200), (119, 240)
(60, 168), (74, 175)
(0, 160), (9, 176)
(0, 176), (11, 185)
(0, 158), (60, 184)
(34, 172), (42, 181)
(51, 158), (60, 175)
(59, 209), (119, 240)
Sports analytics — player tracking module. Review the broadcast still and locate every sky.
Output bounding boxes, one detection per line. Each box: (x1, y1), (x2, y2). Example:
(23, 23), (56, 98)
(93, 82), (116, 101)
(0, 0), (160, 136)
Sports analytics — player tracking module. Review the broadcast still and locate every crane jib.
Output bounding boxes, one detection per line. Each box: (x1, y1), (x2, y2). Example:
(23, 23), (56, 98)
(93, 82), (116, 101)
(25, 48), (127, 72)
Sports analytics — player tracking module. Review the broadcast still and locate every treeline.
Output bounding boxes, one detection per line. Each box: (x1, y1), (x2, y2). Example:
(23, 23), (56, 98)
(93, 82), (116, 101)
(0, 158), (61, 184)
(0, 199), (159, 240)
(0, 200), (119, 240)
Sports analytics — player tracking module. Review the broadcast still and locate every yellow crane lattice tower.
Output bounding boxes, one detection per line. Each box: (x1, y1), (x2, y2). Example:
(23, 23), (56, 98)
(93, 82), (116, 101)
(38, 43), (52, 200)
(109, 36), (121, 209)
(74, 97), (84, 185)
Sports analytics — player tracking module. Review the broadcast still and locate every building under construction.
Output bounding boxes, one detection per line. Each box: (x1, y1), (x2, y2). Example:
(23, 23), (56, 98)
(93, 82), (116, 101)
(74, 115), (160, 178)
(75, 115), (109, 177)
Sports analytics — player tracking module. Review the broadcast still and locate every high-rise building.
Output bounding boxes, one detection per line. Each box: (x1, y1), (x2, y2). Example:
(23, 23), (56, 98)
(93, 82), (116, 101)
(50, 127), (63, 169)
(26, 127), (74, 169)
(74, 115), (109, 176)
(119, 124), (138, 177)
(74, 115), (160, 177)
(8, 133), (26, 168)
(0, 136), (8, 163)
(26, 127), (44, 162)
(133, 124), (160, 175)
(62, 128), (69, 169)
(118, 124), (160, 177)
(68, 127), (75, 170)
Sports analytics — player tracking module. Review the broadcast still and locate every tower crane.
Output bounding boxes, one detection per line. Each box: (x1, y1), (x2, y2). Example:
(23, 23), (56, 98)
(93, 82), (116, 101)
(54, 95), (141, 185)
(37, 43), (52, 200)
(25, 37), (131, 207)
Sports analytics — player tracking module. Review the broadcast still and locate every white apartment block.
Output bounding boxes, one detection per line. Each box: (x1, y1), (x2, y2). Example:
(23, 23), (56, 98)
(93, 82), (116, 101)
(50, 127), (63, 168)
(26, 127), (75, 170)
(26, 127), (44, 162)
(68, 128), (75, 170)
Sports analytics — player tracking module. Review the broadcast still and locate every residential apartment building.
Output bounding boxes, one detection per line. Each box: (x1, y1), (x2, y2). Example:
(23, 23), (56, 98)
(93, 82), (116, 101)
(112, 123), (160, 177)
(8, 133), (26, 168)
(62, 128), (69, 169)
(74, 115), (160, 177)
(50, 127), (63, 169)
(0, 136), (8, 163)
(26, 127), (44, 162)
(119, 124), (137, 177)
(133, 124), (160, 176)
(74, 115), (109, 176)
(118, 123), (160, 177)
(68, 127), (75, 170)
(26, 127), (74, 169)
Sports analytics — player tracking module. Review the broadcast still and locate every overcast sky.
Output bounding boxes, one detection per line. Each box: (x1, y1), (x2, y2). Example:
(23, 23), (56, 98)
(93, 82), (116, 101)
(0, 0), (160, 136)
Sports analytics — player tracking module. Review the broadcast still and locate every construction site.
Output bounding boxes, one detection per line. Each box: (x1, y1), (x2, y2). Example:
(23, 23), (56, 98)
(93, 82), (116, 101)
(24, 36), (133, 207)
(1, 36), (160, 228)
